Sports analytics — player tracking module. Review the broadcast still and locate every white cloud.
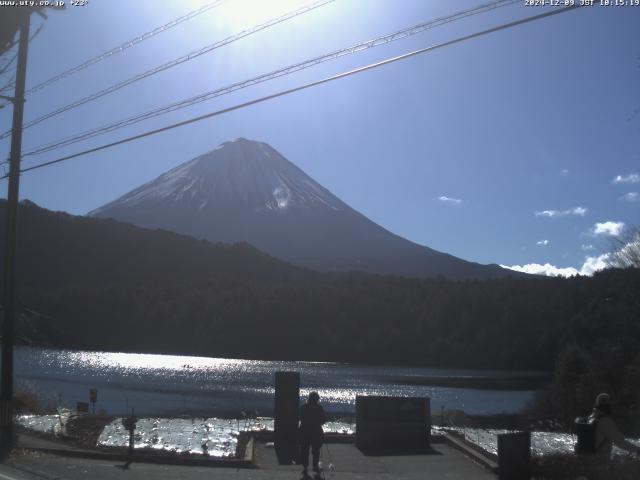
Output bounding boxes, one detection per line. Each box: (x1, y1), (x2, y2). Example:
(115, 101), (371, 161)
(580, 254), (610, 276)
(536, 240), (549, 246)
(581, 244), (595, 251)
(572, 207), (588, 216)
(535, 211), (556, 217)
(501, 254), (610, 278)
(535, 206), (587, 218)
(592, 221), (625, 237)
(501, 263), (579, 277)
(502, 235), (638, 278)
(613, 173), (640, 184)
(438, 196), (462, 205)
(622, 192), (639, 202)
(560, 169), (569, 175)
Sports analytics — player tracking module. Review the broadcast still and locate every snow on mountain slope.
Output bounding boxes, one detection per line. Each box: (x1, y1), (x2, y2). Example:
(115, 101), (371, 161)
(90, 138), (512, 280)
(92, 139), (341, 215)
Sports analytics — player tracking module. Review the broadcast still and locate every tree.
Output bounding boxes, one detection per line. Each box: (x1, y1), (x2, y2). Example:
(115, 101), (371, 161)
(608, 227), (640, 269)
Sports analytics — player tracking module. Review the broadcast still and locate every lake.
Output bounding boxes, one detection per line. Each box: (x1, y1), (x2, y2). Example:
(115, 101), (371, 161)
(15, 346), (539, 416)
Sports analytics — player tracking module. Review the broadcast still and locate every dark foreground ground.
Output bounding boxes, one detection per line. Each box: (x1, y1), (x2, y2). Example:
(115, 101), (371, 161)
(0, 434), (497, 480)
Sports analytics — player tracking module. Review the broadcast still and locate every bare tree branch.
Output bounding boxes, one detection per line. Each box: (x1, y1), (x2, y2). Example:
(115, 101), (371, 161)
(607, 227), (640, 268)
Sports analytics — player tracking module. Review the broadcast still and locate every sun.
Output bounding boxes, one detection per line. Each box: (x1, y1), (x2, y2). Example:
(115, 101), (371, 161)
(205, 0), (312, 30)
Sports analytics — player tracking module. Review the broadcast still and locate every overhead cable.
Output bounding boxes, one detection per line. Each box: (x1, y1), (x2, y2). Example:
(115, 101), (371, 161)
(21, 0), (519, 158)
(0, 0), (334, 140)
(0, 22), (45, 107)
(4, 4), (584, 180)
(24, 0), (229, 95)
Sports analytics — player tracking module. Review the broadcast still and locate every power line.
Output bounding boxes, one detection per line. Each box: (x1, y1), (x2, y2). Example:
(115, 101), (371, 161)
(0, 78), (16, 98)
(24, 0), (228, 95)
(0, 0), (334, 140)
(0, 50), (18, 78)
(3, 4), (584, 180)
(20, 0), (520, 158)
(0, 75), (15, 93)
(0, 22), (45, 107)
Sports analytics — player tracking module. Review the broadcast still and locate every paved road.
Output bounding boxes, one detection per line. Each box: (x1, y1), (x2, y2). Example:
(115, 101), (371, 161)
(1, 442), (496, 480)
(0, 461), (38, 480)
(7, 455), (301, 480)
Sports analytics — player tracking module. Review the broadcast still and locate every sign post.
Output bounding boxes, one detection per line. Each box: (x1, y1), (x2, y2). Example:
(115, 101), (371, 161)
(274, 371), (300, 464)
(89, 388), (97, 414)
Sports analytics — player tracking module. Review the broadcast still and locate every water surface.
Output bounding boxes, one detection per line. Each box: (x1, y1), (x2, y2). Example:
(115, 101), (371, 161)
(16, 346), (536, 416)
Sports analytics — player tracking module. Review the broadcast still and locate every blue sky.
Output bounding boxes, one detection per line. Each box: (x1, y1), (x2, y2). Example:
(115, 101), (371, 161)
(0, 0), (638, 275)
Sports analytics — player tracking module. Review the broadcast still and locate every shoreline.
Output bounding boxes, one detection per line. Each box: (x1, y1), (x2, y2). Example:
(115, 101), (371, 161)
(21, 410), (639, 462)
(385, 374), (551, 391)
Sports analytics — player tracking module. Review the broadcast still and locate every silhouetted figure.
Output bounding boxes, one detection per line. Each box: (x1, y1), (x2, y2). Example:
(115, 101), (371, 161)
(299, 391), (326, 476)
(579, 393), (640, 458)
(121, 411), (137, 469)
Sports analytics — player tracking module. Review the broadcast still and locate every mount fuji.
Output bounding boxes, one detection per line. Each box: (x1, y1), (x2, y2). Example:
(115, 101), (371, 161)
(90, 138), (510, 280)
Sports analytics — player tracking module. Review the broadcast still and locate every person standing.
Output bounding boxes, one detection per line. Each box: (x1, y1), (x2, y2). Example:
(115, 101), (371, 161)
(589, 393), (640, 458)
(299, 391), (326, 475)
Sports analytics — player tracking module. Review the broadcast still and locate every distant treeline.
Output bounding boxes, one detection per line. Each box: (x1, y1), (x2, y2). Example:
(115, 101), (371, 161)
(3, 201), (640, 375)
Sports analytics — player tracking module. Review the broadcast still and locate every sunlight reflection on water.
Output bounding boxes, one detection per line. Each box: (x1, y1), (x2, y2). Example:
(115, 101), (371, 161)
(64, 350), (250, 372)
(16, 346), (535, 416)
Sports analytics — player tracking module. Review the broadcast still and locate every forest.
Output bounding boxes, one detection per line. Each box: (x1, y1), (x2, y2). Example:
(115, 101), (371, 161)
(2, 200), (639, 425)
(2, 200), (637, 367)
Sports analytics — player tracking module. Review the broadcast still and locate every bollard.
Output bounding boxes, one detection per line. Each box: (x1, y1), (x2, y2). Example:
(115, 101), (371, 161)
(274, 371), (300, 465)
(122, 409), (137, 468)
(498, 431), (531, 480)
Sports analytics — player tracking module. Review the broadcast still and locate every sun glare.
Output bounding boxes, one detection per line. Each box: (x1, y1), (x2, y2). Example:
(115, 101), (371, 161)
(61, 350), (247, 372)
(214, 0), (311, 30)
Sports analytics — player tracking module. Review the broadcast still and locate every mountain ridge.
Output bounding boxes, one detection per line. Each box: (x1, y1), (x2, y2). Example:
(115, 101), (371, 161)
(90, 138), (512, 280)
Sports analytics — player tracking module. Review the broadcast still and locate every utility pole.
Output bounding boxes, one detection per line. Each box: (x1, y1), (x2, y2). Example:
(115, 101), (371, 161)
(1, 11), (31, 457)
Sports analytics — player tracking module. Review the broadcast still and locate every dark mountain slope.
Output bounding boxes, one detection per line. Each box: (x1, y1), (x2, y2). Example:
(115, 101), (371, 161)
(0, 200), (299, 291)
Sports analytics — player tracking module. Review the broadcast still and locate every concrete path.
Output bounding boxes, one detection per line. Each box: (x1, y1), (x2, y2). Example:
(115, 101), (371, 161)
(254, 442), (497, 479)
(3, 436), (497, 479)
(17, 432), (96, 452)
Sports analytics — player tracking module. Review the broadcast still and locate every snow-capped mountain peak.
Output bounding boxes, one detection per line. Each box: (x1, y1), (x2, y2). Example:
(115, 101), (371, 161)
(92, 138), (340, 216)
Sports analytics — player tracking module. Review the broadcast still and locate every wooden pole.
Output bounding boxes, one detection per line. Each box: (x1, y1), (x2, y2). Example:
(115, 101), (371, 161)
(1, 11), (30, 457)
